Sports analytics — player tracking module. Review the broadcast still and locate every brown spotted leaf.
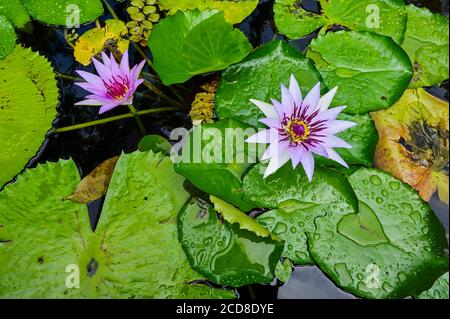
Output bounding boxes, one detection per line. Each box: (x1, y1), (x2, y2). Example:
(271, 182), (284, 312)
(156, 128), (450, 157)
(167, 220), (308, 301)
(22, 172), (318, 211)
(371, 88), (449, 205)
(65, 156), (119, 204)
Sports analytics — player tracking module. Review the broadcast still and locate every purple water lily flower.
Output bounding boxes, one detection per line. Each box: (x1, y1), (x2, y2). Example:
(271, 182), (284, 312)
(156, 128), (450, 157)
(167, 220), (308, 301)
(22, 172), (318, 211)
(246, 75), (356, 181)
(75, 50), (145, 114)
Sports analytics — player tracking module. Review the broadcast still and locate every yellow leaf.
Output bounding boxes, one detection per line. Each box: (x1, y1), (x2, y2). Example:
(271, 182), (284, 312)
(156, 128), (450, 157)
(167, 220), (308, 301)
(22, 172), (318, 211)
(371, 88), (449, 205)
(74, 20), (129, 66)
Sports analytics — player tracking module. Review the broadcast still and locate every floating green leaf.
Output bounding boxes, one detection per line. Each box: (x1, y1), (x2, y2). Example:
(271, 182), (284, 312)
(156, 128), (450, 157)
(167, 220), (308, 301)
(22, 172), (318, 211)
(0, 15), (15, 60)
(401, 5), (449, 88)
(178, 197), (284, 287)
(138, 134), (172, 155)
(309, 168), (449, 299)
(148, 10), (253, 85)
(21, 0), (103, 26)
(275, 0), (407, 43)
(275, 259), (293, 283)
(416, 272), (449, 299)
(0, 152), (235, 298)
(174, 119), (259, 212)
(0, 46), (58, 187)
(316, 113), (378, 167)
(245, 164), (358, 265)
(0, 0), (30, 27)
(159, 0), (259, 24)
(216, 40), (322, 128)
(307, 31), (413, 114)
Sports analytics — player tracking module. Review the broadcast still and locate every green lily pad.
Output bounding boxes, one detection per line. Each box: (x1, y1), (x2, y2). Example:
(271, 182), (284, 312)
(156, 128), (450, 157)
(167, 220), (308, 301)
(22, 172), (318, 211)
(178, 197), (284, 287)
(0, 0), (30, 27)
(174, 118), (259, 212)
(245, 164), (358, 265)
(0, 151), (235, 298)
(148, 10), (253, 85)
(159, 0), (258, 24)
(215, 40), (322, 128)
(401, 5), (449, 88)
(275, 0), (407, 43)
(0, 46), (59, 188)
(307, 31), (413, 114)
(309, 168), (449, 299)
(416, 272), (449, 299)
(316, 113), (378, 167)
(0, 15), (15, 60)
(21, 0), (103, 26)
(138, 134), (172, 155)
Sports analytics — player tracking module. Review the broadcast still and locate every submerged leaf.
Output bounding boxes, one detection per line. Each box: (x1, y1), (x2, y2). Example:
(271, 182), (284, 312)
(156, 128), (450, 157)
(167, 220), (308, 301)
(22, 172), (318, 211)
(0, 46), (59, 188)
(178, 197), (283, 287)
(148, 10), (252, 85)
(309, 168), (448, 299)
(159, 0), (258, 24)
(307, 31), (412, 114)
(74, 19), (130, 66)
(371, 88), (449, 204)
(0, 152), (235, 298)
(64, 156), (119, 204)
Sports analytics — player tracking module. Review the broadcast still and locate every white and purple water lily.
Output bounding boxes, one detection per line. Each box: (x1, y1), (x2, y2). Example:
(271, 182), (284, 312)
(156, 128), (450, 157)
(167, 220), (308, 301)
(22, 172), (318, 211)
(246, 75), (356, 181)
(75, 50), (145, 114)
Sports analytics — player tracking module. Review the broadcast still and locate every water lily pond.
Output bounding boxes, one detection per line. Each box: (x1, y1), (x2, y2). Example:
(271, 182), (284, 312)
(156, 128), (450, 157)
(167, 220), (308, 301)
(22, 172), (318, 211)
(0, 0), (448, 299)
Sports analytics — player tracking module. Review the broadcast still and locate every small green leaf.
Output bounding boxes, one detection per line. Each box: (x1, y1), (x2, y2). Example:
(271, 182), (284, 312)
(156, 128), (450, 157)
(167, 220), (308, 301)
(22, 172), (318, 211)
(309, 168), (449, 299)
(0, 46), (59, 187)
(178, 197), (284, 287)
(401, 5), (449, 88)
(148, 10), (252, 85)
(416, 272), (449, 299)
(0, 0), (30, 27)
(216, 40), (322, 128)
(307, 31), (413, 114)
(0, 15), (15, 60)
(174, 119), (258, 212)
(159, 0), (258, 24)
(138, 135), (172, 155)
(21, 0), (103, 26)
(275, 259), (293, 283)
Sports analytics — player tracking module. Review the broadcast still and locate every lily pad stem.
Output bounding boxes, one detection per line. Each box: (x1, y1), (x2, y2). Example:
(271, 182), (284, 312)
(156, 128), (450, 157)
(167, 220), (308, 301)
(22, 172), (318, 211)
(128, 104), (147, 136)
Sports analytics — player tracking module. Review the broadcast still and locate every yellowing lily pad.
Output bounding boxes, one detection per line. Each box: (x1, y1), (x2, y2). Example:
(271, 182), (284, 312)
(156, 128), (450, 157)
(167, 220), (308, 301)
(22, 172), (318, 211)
(74, 19), (129, 66)
(159, 0), (258, 24)
(371, 89), (449, 205)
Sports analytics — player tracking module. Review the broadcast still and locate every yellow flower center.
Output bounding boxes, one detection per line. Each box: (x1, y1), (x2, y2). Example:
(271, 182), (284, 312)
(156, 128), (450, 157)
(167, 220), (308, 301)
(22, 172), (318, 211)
(285, 119), (310, 144)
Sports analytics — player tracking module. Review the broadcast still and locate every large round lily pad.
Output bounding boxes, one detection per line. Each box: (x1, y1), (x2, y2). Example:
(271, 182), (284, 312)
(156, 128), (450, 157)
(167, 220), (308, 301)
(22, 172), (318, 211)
(178, 196), (284, 287)
(0, 0), (30, 27)
(148, 10), (253, 85)
(416, 272), (449, 299)
(215, 40), (322, 128)
(401, 5), (449, 88)
(309, 168), (449, 299)
(244, 164), (358, 265)
(21, 0), (103, 26)
(0, 151), (235, 298)
(159, 0), (259, 24)
(0, 46), (59, 188)
(274, 0), (407, 42)
(307, 31), (413, 114)
(0, 15), (15, 60)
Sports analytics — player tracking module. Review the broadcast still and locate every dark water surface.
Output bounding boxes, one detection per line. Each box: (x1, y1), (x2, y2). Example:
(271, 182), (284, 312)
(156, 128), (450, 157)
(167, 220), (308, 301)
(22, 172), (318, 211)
(15, 0), (449, 299)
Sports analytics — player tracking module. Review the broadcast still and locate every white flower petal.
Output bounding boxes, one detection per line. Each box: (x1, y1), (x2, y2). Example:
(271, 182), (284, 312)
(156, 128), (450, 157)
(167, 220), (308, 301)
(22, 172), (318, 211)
(318, 86), (338, 111)
(120, 50), (130, 74)
(75, 99), (104, 106)
(303, 82), (321, 113)
(326, 148), (349, 168)
(315, 105), (346, 123)
(261, 140), (289, 161)
(250, 99), (278, 119)
(264, 149), (291, 178)
(326, 120), (357, 135)
(290, 146), (305, 169)
(324, 135), (352, 149)
(299, 150), (315, 182)
(246, 129), (272, 144)
(281, 84), (295, 115)
(289, 74), (303, 106)
(259, 117), (280, 129)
